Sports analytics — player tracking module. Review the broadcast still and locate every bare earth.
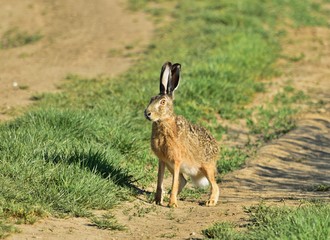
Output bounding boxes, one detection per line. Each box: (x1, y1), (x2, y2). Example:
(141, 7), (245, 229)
(0, 0), (153, 121)
(3, 1), (330, 240)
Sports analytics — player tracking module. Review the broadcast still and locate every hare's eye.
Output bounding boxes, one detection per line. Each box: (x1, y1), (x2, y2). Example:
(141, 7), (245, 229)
(160, 99), (166, 105)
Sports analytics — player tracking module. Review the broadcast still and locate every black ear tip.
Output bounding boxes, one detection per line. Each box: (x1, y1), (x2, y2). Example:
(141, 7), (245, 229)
(172, 63), (181, 69)
(163, 61), (172, 67)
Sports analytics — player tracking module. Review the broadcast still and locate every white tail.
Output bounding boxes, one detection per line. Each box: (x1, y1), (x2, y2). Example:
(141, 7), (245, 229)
(191, 176), (209, 188)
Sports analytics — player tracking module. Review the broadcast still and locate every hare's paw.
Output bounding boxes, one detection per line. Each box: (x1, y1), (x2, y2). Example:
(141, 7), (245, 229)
(155, 200), (163, 206)
(168, 202), (178, 208)
(169, 195), (178, 208)
(154, 197), (163, 205)
(205, 199), (218, 207)
(154, 191), (163, 205)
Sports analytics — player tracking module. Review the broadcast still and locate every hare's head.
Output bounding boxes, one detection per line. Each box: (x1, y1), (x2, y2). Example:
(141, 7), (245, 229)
(144, 62), (181, 122)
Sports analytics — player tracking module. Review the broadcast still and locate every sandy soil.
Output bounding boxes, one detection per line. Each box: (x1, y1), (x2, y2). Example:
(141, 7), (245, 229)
(0, 0), (153, 120)
(3, 2), (330, 240)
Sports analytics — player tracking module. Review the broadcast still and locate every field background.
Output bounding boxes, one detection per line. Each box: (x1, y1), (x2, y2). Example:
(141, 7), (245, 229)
(0, 0), (329, 239)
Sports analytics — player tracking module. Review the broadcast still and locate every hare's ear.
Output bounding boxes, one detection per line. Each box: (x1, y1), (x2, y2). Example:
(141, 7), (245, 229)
(159, 62), (172, 95)
(168, 63), (181, 96)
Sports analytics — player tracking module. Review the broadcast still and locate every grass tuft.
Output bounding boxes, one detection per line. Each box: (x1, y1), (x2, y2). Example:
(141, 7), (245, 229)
(91, 213), (126, 231)
(246, 87), (308, 141)
(0, 27), (42, 49)
(202, 222), (240, 239)
(217, 147), (250, 175)
(0, 222), (19, 239)
(203, 203), (330, 240)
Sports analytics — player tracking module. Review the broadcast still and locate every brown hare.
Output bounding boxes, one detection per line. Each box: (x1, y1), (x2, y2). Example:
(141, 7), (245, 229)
(144, 62), (220, 207)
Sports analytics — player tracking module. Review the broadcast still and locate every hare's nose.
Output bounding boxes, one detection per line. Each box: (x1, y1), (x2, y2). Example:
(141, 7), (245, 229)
(144, 110), (152, 120)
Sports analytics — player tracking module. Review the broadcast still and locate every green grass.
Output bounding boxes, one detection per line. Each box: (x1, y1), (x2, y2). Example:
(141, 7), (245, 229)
(91, 213), (126, 231)
(0, 27), (42, 49)
(0, 0), (329, 237)
(202, 203), (330, 240)
(0, 222), (19, 239)
(217, 147), (251, 176)
(247, 87), (309, 141)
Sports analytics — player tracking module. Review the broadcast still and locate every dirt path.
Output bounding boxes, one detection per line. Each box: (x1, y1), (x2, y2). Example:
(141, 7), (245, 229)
(4, 4), (330, 240)
(106, 27), (330, 240)
(0, 0), (153, 121)
(8, 112), (329, 240)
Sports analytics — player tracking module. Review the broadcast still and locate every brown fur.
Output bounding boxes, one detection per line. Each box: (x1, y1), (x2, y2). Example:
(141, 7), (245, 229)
(145, 93), (220, 207)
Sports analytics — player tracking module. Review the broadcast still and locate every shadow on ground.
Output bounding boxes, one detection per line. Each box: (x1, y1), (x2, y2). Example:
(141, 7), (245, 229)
(222, 114), (330, 201)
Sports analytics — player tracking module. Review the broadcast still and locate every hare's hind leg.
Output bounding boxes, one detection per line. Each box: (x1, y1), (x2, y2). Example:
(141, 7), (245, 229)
(202, 165), (219, 207)
(178, 174), (187, 194)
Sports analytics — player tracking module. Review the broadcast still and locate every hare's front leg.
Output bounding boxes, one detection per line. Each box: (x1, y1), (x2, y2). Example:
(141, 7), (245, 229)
(155, 160), (165, 205)
(169, 161), (181, 208)
(165, 163), (187, 194)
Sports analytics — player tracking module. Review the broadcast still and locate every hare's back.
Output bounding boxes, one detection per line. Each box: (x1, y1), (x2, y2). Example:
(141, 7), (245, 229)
(176, 116), (219, 161)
